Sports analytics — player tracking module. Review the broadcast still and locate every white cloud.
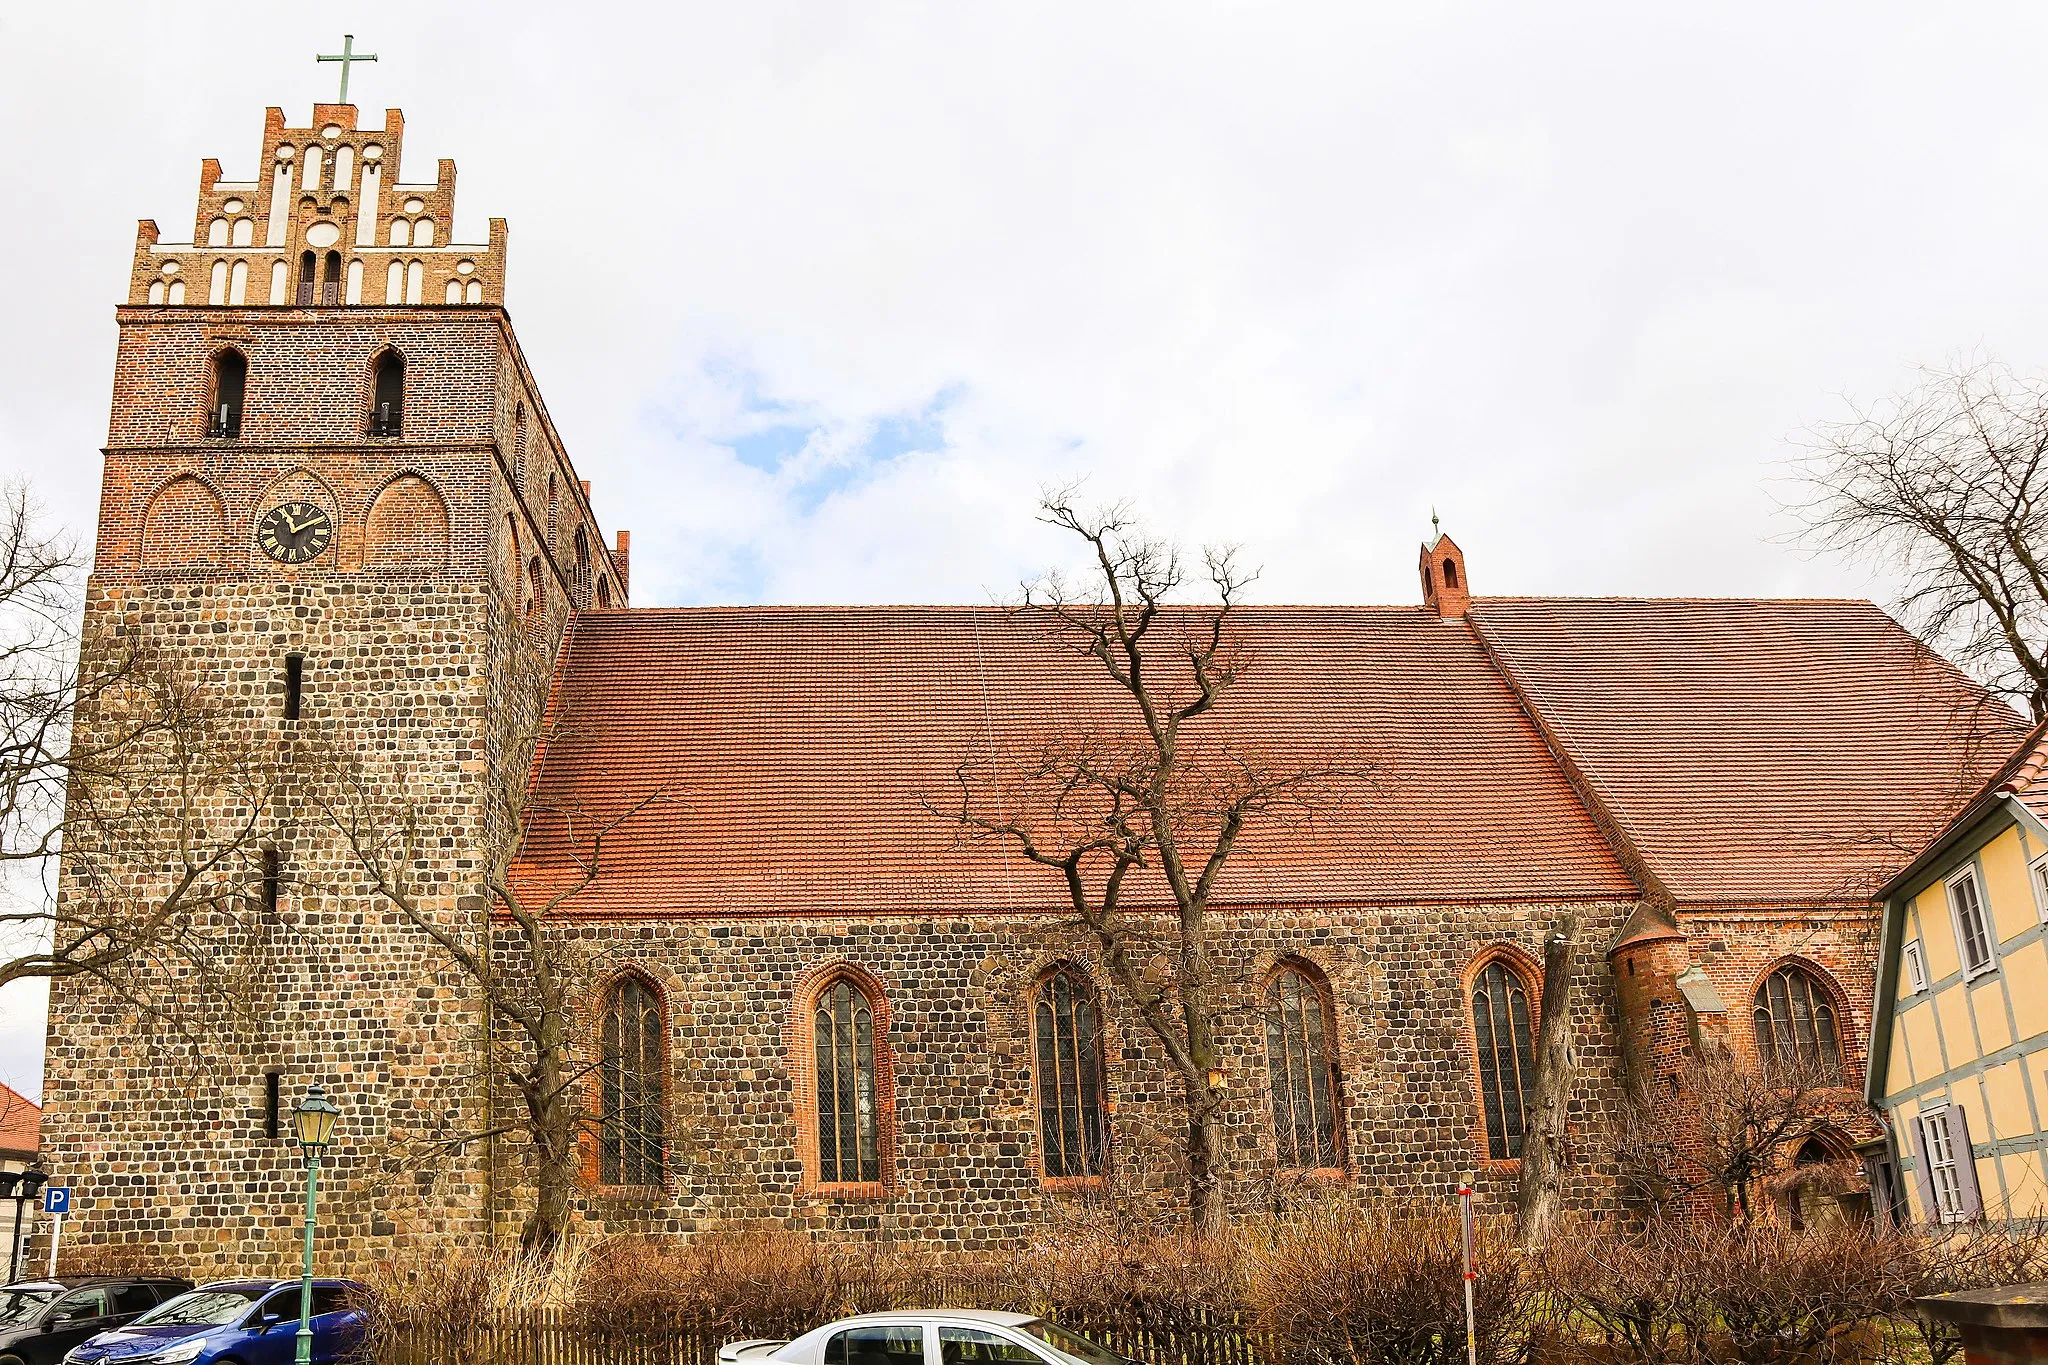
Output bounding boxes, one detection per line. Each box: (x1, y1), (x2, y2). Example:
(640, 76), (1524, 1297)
(6, 0), (2048, 1085)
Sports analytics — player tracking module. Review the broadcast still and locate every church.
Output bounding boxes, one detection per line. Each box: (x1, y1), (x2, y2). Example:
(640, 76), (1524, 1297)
(40, 101), (2018, 1270)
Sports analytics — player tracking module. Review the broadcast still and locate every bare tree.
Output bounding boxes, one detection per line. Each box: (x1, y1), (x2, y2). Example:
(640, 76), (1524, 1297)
(310, 630), (664, 1251)
(1613, 1048), (1865, 1226)
(1514, 917), (1578, 1246)
(0, 484), (287, 1026)
(933, 490), (1370, 1232)
(1796, 360), (2048, 716)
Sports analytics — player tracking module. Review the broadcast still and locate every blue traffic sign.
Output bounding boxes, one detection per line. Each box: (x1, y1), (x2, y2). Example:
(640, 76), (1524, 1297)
(41, 1187), (68, 1215)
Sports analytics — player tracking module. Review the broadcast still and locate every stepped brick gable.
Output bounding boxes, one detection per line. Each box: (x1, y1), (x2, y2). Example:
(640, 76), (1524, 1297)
(38, 103), (2027, 1264)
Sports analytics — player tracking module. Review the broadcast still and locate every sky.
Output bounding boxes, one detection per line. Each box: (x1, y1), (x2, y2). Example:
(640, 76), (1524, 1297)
(5, 1), (2048, 1097)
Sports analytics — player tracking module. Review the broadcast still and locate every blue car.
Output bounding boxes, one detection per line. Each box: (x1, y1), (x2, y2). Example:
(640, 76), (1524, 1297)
(62, 1280), (364, 1365)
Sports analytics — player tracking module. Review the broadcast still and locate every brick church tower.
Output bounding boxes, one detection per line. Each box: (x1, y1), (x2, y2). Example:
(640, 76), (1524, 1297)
(41, 103), (624, 1269)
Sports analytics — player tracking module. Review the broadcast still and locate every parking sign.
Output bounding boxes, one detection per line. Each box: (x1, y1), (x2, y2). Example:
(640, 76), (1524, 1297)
(42, 1186), (68, 1215)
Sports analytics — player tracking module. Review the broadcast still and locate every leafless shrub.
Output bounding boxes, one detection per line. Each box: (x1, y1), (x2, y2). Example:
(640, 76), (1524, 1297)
(1889, 1221), (2048, 1365)
(1243, 1202), (1524, 1365)
(573, 1232), (844, 1341)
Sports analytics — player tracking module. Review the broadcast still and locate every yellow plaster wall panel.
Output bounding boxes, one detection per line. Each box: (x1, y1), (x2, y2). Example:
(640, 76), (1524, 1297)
(1974, 979), (2015, 1054)
(1921, 886), (1961, 980)
(1938, 987), (1978, 1070)
(1983, 1059), (2033, 1139)
(1985, 826), (2039, 944)
(2009, 940), (2048, 1043)
(1902, 1005), (1942, 1088)
(1979, 1156), (2001, 1207)
(2007, 1150), (2048, 1217)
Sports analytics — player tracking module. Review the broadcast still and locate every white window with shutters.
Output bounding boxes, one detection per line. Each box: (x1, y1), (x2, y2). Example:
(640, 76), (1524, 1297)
(1920, 1108), (1969, 1223)
(1948, 869), (1996, 979)
(2032, 854), (2048, 924)
(1904, 940), (1928, 994)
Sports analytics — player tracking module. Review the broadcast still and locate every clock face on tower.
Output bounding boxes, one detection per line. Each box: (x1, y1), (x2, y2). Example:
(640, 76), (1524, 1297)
(257, 502), (334, 564)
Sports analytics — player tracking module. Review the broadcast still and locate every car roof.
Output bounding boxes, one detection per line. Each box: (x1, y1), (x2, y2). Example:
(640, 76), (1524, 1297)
(825, 1311), (1041, 1328)
(189, 1279), (357, 1292)
(3, 1277), (181, 1289)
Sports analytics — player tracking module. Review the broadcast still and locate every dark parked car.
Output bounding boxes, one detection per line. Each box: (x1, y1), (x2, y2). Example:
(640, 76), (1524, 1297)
(62, 1280), (364, 1365)
(0, 1277), (192, 1365)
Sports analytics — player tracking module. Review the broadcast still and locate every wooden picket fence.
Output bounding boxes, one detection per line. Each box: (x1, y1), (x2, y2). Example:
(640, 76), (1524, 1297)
(374, 1308), (1267, 1365)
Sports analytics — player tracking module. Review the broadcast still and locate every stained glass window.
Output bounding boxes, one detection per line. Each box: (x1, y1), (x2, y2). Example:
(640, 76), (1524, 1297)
(1035, 969), (1108, 1178)
(600, 975), (664, 1186)
(1265, 965), (1342, 1170)
(1471, 960), (1536, 1160)
(1754, 964), (1843, 1081)
(815, 978), (881, 1184)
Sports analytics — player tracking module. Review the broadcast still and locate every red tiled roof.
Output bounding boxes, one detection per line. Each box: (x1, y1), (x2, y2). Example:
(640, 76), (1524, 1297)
(1468, 598), (2024, 907)
(514, 606), (1636, 915)
(0, 1083), (41, 1158)
(515, 599), (2016, 917)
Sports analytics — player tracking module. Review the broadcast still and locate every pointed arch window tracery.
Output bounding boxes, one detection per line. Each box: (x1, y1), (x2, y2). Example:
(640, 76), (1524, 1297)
(599, 975), (665, 1187)
(1265, 962), (1343, 1171)
(1471, 956), (1538, 1160)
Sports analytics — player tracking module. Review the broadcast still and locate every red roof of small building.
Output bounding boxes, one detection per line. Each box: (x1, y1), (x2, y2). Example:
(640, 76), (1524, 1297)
(0, 1084), (41, 1160)
(514, 598), (2016, 918)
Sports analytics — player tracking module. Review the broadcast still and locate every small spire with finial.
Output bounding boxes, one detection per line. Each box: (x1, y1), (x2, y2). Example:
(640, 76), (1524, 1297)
(1429, 507), (1441, 547)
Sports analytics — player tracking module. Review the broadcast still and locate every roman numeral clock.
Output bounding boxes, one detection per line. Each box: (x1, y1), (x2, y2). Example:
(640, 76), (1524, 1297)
(257, 501), (334, 564)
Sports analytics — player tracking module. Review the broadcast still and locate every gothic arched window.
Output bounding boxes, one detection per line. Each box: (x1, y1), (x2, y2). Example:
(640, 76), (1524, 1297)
(208, 350), (247, 439)
(574, 528), (592, 607)
(599, 975), (665, 1186)
(370, 351), (404, 436)
(321, 250), (342, 306)
(1034, 968), (1109, 1179)
(296, 250), (316, 306)
(1265, 963), (1342, 1171)
(1471, 957), (1538, 1160)
(813, 976), (882, 1186)
(1754, 964), (1843, 1081)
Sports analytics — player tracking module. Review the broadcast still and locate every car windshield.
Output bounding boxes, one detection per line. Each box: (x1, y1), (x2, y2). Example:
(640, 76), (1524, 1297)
(1017, 1323), (1134, 1365)
(133, 1288), (268, 1327)
(0, 1289), (56, 1327)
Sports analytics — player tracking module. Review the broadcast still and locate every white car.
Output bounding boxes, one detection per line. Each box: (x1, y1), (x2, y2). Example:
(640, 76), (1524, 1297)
(719, 1310), (1137, 1365)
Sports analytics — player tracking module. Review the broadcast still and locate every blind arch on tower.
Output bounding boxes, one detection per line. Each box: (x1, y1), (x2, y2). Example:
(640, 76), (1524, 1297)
(363, 473), (449, 573)
(597, 972), (666, 1187)
(139, 474), (226, 570)
(1033, 965), (1110, 1181)
(1264, 959), (1344, 1172)
(1468, 949), (1540, 1161)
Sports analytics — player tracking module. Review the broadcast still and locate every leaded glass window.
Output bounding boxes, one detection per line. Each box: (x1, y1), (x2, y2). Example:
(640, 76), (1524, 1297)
(1471, 960), (1536, 1160)
(1035, 969), (1108, 1178)
(1754, 964), (1842, 1081)
(600, 975), (664, 1186)
(1265, 965), (1342, 1170)
(815, 978), (881, 1184)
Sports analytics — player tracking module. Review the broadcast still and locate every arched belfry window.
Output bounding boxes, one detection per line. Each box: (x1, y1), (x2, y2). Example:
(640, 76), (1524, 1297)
(813, 976), (882, 1185)
(370, 351), (404, 436)
(1035, 968), (1109, 1179)
(599, 975), (665, 1186)
(1471, 957), (1537, 1160)
(1755, 964), (1843, 1081)
(208, 350), (247, 439)
(1265, 963), (1343, 1171)
(296, 250), (316, 306)
(321, 250), (342, 306)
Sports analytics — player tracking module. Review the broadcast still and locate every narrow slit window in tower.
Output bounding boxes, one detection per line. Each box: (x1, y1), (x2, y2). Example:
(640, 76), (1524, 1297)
(209, 350), (248, 439)
(371, 352), (405, 436)
(284, 653), (303, 722)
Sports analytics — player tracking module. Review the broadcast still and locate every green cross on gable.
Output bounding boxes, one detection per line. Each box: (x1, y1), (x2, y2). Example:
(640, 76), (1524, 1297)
(316, 34), (378, 105)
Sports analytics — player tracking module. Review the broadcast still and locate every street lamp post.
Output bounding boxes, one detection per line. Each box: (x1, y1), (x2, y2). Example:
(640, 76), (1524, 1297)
(0, 1170), (46, 1282)
(289, 1086), (340, 1365)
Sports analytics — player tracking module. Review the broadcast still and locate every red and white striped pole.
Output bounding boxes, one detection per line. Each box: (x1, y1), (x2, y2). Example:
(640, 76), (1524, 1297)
(1458, 1177), (1478, 1365)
